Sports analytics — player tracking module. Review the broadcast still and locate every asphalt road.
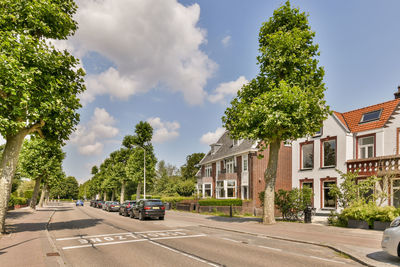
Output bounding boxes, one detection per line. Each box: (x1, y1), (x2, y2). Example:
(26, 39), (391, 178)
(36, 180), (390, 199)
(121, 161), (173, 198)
(48, 203), (362, 267)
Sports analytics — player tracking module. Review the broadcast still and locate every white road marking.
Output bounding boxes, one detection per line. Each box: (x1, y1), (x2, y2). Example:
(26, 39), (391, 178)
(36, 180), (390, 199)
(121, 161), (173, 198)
(309, 256), (346, 264)
(149, 240), (220, 267)
(221, 237), (241, 243)
(61, 234), (206, 250)
(56, 229), (187, 241)
(258, 245), (282, 252)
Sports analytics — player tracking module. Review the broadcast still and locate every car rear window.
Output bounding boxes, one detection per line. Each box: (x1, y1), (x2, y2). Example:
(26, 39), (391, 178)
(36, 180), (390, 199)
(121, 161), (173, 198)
(145, 200), (163, 205)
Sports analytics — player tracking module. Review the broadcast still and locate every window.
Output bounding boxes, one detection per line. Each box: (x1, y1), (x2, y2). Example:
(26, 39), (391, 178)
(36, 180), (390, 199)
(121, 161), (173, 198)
(204, 183), (212, 197)
(216, 181), (225, 198)
(322, 138), (336, 167)
(360, 109), (382, 123)
(233, 139), (243, 146)
(226, 158), (235, 173)
(205, 164), (212, 177)
(313, 127), (323, 137)
(300, 179), (314, 207)
(322, 181), (336, 208)
(358, 136), (374, 159)
(392, 179), (400, 208)
(301, 142), (314, 169)
(243, 156), (248, 172)
(227, 180), (236, 198)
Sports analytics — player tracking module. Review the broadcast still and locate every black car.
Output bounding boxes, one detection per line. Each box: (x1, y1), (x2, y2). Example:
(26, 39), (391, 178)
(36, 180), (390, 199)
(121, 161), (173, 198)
(105, 201), (120, 212)
(90, 200), (98, 207)
(119, 200), (136, 216)
(131, 199), (165, 220)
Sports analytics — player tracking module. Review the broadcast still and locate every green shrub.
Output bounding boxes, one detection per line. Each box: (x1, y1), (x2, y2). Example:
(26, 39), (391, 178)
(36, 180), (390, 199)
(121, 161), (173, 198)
(160, 196), (194, 208)
(8, 195), (27, 207)
(130, 194), (163, 200)
(329, 202), (400, 228)
(24, 190), (33, 199)
(274, 187), (313, 221)
(198, 199), (242, 206)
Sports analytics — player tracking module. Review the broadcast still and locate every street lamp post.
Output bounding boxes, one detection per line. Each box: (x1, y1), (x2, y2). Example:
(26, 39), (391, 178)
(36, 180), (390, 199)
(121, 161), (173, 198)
(143, 147), (146, 199)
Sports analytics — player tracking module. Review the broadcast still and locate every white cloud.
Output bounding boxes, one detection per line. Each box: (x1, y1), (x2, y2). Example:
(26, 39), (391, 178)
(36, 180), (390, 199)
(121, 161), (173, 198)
(70, 108), (119, 155)
(147, 117), (180, 143)
(0, 135), (5, 145)
(68, 0), (217, 106)
(200, 127), (225, 145)
(221, 35), (231, 47)
(208, 76), (248, 104)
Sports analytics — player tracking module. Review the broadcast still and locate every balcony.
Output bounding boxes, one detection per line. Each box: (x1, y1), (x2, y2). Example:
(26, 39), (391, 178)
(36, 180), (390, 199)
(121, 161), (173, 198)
(347, 155), (400, 176)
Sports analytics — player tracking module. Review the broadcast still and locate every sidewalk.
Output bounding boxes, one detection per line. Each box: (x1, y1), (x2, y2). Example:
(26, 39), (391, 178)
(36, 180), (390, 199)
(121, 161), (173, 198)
(0, 205), (64, 267)
(169, 210), (396, 267)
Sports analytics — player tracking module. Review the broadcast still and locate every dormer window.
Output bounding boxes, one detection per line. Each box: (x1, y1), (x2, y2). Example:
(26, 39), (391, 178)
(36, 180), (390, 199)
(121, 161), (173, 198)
(233, 139), (242, 146)
(360, 109), (382, 123)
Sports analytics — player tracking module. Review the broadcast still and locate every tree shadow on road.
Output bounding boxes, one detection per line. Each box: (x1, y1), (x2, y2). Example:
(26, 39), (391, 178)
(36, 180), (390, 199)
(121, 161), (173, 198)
(6, 218), (103, 234)
(204, 216), (262, 223)
(6, 211), (33, 220)
(367, 251), (400, 266)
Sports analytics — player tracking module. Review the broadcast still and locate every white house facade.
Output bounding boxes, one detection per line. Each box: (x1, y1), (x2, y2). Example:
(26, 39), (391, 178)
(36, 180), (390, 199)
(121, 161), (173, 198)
(293, 88), (400, 212)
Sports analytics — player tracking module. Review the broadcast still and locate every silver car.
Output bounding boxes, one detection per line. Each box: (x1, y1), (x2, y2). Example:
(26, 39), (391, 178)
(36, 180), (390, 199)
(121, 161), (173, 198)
(382, 216), (400, 257)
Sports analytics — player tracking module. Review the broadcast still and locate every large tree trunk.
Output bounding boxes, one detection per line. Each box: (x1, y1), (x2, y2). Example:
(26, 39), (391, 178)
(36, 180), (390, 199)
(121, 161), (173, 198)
(120, 181), (126, 203)
(103, 191), (107, 201)
(263, 140), (281, 225)
(111, 190), (115, 201)
(44, 185), (49, 205)
(136, 183), (141, 201)
(38, 183), (46, 208)
(29, 176), (42, 209)
(0, 131), (27, 233)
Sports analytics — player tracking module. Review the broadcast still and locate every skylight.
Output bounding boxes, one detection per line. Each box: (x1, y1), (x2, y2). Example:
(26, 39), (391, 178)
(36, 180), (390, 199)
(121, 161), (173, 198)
(360, 109), (382, 123)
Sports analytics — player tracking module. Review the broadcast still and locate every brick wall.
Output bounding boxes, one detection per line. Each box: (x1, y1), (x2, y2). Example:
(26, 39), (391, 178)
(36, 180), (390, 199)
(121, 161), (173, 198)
(250, 142), (292, 207)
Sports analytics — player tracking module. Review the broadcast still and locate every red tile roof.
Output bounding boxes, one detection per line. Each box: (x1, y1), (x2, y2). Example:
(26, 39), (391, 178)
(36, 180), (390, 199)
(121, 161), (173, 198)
(333, 99), (400, 133)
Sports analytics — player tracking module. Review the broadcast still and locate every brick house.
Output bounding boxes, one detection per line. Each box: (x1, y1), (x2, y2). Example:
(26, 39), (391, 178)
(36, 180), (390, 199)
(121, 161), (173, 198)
(292, 87), (400, 212)
(196, 130), (292, 208)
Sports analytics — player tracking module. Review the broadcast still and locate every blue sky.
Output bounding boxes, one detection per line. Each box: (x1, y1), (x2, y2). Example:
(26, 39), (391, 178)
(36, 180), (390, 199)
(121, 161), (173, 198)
(41, 0), (400, 183)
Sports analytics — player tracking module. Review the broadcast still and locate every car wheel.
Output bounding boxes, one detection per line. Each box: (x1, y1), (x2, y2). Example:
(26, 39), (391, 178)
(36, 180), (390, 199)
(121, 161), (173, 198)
(119, 210), (122, 215)
(139, 212), (144, 221)
(130, 211), (134, 218)
(159, 216), (164, 220)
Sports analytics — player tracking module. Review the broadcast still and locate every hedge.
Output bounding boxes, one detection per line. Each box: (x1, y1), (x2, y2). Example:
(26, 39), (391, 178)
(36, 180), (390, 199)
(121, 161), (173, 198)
(8, 195), (28, 207)
(130, 194), (162, 200)
(198, 199), (242, 206)
(160, 196), (194, 209)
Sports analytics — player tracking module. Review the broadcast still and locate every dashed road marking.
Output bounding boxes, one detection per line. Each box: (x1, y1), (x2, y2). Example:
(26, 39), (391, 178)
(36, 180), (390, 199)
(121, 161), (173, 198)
(221, 237), (241, 243)
(309, 256), (346, 264)
(258, 245), (282, 252)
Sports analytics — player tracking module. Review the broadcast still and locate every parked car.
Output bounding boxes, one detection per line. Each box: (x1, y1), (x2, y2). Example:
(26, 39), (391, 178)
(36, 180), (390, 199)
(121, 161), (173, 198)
(382, 216), (400, 257)
(96, 200), (105, 209)
(76, 200), (84, 206)
(106, 201), (120, 212)
(131, 199), (165, 220)
(119, 200), (136, 216)
(102, 201), (112, 210)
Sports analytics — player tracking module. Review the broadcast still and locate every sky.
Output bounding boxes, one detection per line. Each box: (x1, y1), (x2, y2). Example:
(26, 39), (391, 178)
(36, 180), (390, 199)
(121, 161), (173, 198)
(4, 0), (400, 183)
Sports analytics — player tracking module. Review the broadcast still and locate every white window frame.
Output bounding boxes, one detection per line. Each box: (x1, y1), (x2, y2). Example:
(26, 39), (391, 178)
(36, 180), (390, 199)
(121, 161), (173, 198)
(358, 136), (374, 159)
(203, 183), (212, 198)
(241, 186), (249, 200)
(392, 179), (400, 208)
(216, 180), (225, 199)
(205, 164), (212, 177)
(226, 180), (236, 198)
(226, 158), (235, 173)
(242, 155), (248, 172)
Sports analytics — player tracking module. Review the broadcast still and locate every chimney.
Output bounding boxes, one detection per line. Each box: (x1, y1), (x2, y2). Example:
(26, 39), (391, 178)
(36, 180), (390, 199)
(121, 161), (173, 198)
(395, 85), (400, 99)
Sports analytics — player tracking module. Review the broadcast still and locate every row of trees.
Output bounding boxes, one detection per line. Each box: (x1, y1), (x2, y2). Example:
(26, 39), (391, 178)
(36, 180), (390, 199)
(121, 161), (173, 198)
(79, 121), (204, 202)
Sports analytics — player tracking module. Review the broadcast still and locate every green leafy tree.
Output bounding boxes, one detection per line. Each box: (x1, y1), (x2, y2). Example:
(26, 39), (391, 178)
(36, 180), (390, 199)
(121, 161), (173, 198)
(180, 153), (204, 181)
(125, 122), (157, 199)
(222, 1), (329, 224)
(0, 0), (85, 232)
(50, 176), (78, 200)
(18, 139), (65, 209)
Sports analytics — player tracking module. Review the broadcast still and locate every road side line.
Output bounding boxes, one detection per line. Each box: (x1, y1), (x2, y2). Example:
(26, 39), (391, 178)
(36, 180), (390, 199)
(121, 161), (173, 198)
(134, 229), (186, 234)
(258, 245), (282, 252)
(309, 256), (345, 264)
(62, 239), (147, 250)
(149, 240), (220, 267)
(221, 237), (241, 243)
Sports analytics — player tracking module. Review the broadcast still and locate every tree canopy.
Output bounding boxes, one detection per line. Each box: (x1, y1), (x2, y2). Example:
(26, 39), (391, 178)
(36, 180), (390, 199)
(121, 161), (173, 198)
(222, 1), (329, 224)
